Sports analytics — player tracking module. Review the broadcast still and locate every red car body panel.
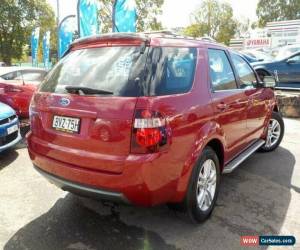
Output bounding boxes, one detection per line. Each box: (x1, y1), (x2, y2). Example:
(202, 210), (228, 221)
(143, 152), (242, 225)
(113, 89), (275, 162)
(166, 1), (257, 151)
(0, 82), (37, 119)
(27, 35), (277, 206)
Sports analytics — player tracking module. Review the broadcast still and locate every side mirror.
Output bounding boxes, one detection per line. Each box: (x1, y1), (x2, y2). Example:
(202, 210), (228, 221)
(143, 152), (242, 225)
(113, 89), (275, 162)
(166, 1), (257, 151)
(287, 58), (296, 64)
(263, 76), (276, 88)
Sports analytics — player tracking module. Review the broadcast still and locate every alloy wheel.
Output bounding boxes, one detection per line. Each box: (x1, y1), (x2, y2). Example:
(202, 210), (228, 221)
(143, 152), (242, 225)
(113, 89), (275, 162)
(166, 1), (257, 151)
(196, 159), (217, 211)
(265, 118), (281, 149)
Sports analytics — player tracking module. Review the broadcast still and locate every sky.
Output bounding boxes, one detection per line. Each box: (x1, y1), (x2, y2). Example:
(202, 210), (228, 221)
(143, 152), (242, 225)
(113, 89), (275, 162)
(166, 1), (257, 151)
(48, 0), (259, 28)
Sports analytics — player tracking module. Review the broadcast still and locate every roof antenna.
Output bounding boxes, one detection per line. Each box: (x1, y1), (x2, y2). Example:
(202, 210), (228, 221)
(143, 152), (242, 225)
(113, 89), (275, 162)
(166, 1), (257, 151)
(21, 71), (25, 85)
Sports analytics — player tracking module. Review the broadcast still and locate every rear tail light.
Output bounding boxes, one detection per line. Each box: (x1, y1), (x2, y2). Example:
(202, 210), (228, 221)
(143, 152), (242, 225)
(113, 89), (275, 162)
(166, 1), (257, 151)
(131, 110), (170, 154)
(4, 86), (23, 93)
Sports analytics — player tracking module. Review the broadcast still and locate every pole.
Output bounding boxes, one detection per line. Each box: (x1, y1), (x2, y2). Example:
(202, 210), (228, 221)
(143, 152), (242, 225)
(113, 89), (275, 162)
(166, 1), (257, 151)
(77, 0), (80, 37)
(56, 0), (60, 60)
(112, 0), (119, 32)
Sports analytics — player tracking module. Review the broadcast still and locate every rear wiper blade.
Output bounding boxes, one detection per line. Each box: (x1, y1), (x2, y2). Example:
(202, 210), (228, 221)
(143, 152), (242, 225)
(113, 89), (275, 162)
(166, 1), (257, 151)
(65, 86), (113, 95)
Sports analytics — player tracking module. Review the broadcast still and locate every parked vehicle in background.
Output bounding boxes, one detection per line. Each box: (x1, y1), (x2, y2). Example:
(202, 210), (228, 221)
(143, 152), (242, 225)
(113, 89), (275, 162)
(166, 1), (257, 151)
(241, 49), (274, 62)
(0, 67), (47, 120)
(0, 102), (21, 152)
(0, 62), (6, 67)
(27, 33), (284, 223)
(239, 52), (260, 63)
(274, 44), (300, 61)
(253, 51), (300, 89)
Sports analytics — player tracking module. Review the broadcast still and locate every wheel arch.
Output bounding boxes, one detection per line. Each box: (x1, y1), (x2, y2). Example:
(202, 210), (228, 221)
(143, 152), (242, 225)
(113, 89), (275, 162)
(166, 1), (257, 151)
(205, 138), (225, 171)
(171, 122), (226, 203)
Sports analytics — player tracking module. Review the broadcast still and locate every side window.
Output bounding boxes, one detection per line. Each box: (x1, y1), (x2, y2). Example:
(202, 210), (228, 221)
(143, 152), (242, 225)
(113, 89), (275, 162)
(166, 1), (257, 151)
(148, 47), (197, 95)
(231, 53), (257, 89)
(1, 71), (21, 81)
(21, 70), (46, 82)
(288, 54), (300, 63)
(208, 49), (237, 91)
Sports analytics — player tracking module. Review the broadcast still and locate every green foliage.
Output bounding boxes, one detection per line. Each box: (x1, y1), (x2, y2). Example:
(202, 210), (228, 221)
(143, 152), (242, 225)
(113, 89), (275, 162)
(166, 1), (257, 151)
(257, 0), (300, 27)
(183, 24), (205, 38)
(183, 0), (237, 45)
(99, 0), (164, 33)
(0, 0), (55, 65)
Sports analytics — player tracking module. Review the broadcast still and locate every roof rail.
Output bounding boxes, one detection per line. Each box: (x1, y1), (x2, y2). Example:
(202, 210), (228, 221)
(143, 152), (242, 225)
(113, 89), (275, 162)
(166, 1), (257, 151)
(143, 30), (177, 35)
(143, 30), (196, 40)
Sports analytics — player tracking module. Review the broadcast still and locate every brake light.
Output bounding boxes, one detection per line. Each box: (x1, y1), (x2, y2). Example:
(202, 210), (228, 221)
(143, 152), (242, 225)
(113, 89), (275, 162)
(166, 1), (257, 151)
(131, 109), (170, 153)
(136, 128), (161, 147)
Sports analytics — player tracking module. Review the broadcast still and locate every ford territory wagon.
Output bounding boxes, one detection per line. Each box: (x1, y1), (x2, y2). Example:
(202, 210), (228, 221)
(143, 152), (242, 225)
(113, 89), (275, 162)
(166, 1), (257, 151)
(27, 33), (284, 222)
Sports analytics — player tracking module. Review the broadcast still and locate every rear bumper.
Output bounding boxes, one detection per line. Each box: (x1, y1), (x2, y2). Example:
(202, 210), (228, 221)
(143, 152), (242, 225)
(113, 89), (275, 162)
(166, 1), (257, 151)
(34, 165), (130, 204)
(27, 132), (183, 206)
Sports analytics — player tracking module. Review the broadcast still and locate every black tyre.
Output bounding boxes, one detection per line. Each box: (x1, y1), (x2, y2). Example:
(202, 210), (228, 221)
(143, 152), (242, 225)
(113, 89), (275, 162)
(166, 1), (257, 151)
(260, 112), (284, 152)
(168, 147), (221, 223)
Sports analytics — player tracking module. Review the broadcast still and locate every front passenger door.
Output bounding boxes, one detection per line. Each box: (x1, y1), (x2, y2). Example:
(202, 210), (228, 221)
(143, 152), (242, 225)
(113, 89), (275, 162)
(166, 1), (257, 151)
(230, 53), (268, 144)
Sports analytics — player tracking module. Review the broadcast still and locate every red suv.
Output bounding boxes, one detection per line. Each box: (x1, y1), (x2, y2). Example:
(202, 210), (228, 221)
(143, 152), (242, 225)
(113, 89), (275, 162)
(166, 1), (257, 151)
(0, 67), (47, 121)
(27, 33), (284, 222)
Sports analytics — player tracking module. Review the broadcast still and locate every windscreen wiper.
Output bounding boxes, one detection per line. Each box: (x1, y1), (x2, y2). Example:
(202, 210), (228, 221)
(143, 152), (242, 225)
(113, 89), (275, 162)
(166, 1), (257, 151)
(65, 86), (113, 95)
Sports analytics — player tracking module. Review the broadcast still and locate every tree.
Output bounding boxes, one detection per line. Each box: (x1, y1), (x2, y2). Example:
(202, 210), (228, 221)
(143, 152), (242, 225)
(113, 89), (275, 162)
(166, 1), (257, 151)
(257, 0), (300, 27)
(183, 0), (237, 45)
(99, 0), (164, 33)
(0, 0), (55, 65)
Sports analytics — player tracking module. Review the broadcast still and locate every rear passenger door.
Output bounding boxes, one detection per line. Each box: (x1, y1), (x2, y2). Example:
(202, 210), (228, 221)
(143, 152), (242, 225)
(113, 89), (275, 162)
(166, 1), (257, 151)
(230, 53), (268, 143)
(208, 49), (249, 161)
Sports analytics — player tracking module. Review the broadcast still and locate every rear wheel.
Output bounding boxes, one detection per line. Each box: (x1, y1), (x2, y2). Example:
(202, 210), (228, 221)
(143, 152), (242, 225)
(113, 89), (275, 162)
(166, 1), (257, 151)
(168, 147), (220, 223)
(260, 112), (284, 152)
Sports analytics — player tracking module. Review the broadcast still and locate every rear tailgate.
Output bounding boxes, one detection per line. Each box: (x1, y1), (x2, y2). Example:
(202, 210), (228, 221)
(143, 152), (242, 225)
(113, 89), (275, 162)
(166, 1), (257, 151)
(30, 92), (137, 174)
(29, 42), (149, 174)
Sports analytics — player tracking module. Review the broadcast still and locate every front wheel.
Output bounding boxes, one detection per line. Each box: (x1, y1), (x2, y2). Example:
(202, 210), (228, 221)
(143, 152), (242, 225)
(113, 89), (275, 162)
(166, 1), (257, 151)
(260, 112), (284, 152)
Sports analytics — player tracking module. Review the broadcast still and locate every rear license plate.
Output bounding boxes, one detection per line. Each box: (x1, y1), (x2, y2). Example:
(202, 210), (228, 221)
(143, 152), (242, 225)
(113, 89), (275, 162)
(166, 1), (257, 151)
(52, 116), (80, 134)
(7, 124), (18, 135)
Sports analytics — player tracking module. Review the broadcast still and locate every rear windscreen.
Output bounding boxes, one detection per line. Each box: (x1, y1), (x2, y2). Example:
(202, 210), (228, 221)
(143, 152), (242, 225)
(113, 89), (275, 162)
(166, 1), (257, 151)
(40, 46), (147, 97)
(40, 46), (197, 97)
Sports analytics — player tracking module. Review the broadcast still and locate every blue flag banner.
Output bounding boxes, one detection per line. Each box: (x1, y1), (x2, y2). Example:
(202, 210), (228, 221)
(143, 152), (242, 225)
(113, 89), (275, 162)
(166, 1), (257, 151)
(113, 0), (137, 32)
(31, 27), (40, 67)
(58, 15), (77, 58)
(78, 0), (100, 37)
(43, 31), (51, 69)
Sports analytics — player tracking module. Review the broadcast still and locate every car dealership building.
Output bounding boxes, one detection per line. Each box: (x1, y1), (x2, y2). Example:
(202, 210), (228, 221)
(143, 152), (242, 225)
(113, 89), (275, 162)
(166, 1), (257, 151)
(230, 19), (300, 50)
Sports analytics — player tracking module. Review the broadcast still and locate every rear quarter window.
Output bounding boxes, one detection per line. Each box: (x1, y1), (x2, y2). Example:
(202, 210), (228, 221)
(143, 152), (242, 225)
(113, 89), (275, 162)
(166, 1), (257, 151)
(146, 47), (197, 96)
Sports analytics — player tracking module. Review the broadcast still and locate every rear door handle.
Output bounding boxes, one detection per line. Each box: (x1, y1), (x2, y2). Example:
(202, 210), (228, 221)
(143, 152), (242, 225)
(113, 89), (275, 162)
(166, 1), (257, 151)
(216, 103), (228, 111)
